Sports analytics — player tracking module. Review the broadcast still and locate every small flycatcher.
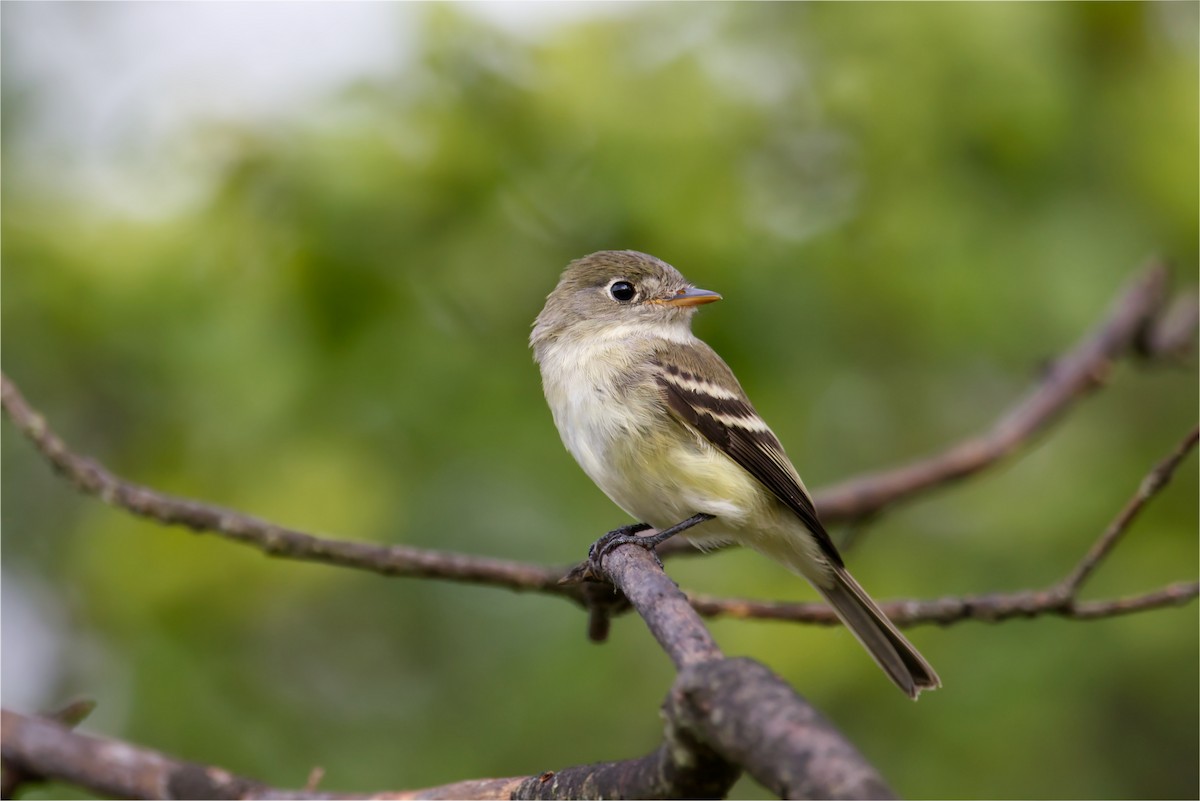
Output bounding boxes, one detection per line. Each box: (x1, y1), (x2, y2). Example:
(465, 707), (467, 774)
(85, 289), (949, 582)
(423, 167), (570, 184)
(531, 250), (939, 698)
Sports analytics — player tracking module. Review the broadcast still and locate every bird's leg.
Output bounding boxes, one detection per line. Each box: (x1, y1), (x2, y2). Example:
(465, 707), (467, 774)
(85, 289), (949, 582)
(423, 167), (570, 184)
(588, 513), (715, 573)
(638, 512), (715, 549)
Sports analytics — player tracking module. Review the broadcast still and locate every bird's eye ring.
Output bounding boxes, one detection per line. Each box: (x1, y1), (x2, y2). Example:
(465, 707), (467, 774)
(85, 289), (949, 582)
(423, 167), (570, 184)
(609, 280), (636, 302)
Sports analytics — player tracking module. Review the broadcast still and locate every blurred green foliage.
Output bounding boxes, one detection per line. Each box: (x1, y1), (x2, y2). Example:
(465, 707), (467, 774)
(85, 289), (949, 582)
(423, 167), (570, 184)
(3, 4), (1197, 799)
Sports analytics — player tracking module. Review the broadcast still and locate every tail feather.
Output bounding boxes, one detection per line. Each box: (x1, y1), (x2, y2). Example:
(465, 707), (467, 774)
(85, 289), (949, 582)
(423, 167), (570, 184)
(817, 566), (941, 699)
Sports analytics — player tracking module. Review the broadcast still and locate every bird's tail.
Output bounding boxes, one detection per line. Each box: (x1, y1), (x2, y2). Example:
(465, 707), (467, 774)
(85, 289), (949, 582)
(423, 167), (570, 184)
(815, 565), (941, 699)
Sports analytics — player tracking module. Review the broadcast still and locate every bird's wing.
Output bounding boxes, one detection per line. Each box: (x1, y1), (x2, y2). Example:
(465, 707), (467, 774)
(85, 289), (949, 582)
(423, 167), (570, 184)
(651, 341), (843, 567)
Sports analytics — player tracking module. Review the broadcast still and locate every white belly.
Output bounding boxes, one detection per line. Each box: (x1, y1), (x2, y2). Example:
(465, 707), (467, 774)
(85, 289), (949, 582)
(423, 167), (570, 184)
(547, 365), (762, 534)
(536, 333), (820, 567)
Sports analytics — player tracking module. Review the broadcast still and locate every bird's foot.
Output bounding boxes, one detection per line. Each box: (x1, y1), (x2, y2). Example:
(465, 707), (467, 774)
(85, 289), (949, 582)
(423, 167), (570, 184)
(589, 513), (715, 574)
(560, 523), (651, 585)
(561, 514), (715, 585)
(587, 522), (654, 568)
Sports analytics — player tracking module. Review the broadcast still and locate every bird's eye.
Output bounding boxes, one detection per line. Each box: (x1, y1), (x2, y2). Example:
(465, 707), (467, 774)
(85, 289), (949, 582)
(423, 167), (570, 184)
(609, 280), (636, 302)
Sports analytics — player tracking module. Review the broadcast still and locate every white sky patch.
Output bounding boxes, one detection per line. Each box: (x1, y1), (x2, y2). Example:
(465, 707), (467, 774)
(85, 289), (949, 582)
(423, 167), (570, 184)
(1, 571), (68, 711)
(2, 3), (619, 217)
(5, 3), (407, 153)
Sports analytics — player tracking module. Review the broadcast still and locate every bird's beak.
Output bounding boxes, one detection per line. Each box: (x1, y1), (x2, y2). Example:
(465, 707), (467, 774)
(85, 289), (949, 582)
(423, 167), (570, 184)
(655, 287), (723, 307)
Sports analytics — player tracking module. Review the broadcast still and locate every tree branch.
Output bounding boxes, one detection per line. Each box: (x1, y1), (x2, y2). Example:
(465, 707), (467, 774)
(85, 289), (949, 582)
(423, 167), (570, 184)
(687, 424), (1199, 626)
(0, 709), (659, 801)
(810, 259), (1194, 524)
(0, 369), (579, 601)
(3, 615), (885, 801)
(0, 705), (741, 801)
(1, 709), (272, 801)
(1, 699), (95, 799)
(561, 543), (895, 800)
(686, 579), (1200, 626)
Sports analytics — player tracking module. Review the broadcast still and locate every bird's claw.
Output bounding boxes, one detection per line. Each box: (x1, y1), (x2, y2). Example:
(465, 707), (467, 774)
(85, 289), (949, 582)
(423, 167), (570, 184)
(587, 522), (657, 575)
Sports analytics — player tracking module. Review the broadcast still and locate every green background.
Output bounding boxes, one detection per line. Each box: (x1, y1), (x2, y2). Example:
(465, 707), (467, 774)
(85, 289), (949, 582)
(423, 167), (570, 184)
(3, 4), (1197, 799)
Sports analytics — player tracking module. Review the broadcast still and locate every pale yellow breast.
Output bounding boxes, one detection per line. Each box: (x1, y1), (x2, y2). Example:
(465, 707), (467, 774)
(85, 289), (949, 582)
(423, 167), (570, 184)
(537, 328), (790, 552)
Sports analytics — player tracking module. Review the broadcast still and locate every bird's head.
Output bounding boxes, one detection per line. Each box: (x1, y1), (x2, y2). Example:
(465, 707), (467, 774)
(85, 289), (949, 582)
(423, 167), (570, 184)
(531, 250), (721, 349)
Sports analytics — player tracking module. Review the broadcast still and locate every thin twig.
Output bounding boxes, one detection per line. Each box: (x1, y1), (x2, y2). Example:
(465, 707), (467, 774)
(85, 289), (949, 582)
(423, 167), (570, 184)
(687, 580), (1200, 627)
(1055, 424), (1199, 597)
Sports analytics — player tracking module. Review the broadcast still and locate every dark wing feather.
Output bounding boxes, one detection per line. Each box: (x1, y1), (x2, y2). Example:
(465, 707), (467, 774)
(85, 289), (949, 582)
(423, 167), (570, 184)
(652, 346), (843, 567)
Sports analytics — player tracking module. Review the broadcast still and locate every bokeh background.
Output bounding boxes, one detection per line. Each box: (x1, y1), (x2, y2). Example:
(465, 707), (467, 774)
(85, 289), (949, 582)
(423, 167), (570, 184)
(3, 3), (1197, 799)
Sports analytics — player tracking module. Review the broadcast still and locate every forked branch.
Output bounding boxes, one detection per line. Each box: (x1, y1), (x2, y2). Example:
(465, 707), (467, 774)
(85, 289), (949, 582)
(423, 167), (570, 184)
(2, 546), (894, 800)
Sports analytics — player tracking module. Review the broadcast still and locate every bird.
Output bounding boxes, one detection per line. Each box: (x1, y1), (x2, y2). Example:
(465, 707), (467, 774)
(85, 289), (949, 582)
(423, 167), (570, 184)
(530, 249), (940, 698)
